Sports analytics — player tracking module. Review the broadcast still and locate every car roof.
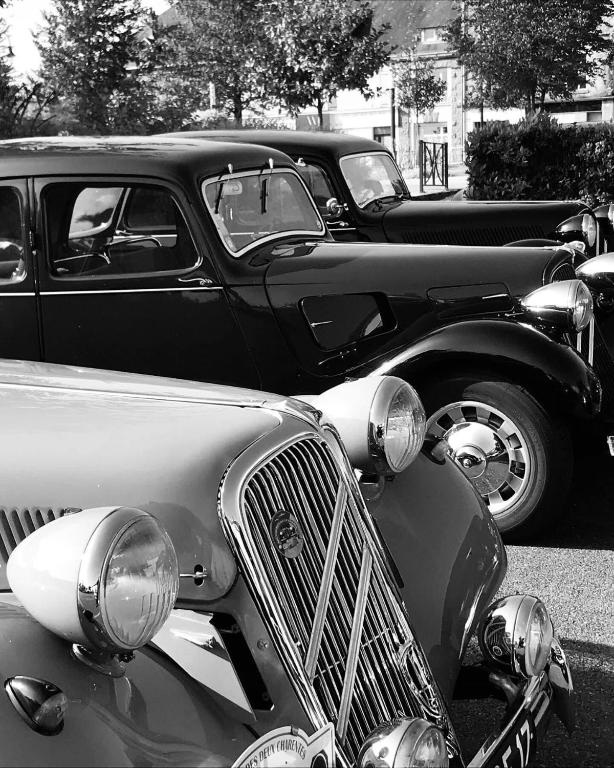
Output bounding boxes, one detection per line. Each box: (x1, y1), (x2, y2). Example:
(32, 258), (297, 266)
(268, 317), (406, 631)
(161, 130), (386, 162)
(0, 135), (296, 182)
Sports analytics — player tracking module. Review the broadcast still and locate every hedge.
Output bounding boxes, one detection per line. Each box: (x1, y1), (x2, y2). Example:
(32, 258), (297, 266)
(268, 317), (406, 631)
(465, 113), (614, 205)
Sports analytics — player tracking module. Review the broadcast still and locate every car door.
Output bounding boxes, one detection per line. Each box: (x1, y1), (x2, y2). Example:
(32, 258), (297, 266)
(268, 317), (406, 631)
(33, 176), (260, 388)
(0, 180), (40, 361)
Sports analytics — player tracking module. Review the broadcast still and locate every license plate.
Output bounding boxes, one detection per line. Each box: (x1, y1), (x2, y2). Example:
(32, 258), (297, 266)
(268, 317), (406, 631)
(488, 710), (536, 768)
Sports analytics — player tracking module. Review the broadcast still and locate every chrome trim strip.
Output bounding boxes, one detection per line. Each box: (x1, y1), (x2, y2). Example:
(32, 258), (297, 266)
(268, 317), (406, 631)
(40, 286), (222, 296)
(304, 483), (347, 681)
(336, 546), (372, 743)
(0, 292), (35, 297)
(589, 316), (595, 366)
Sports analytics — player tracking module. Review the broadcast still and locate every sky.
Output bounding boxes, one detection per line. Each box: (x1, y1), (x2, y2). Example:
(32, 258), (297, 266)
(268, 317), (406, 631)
(2, 0), (170, 77)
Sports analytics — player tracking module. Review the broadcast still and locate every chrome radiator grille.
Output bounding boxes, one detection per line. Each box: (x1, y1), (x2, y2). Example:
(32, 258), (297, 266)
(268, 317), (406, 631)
(238, 434), (456, 763)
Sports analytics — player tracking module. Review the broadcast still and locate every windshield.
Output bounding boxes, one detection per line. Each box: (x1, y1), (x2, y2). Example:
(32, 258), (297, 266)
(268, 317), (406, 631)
(202, 169), (324, 256)
(339, 152), (409, 208)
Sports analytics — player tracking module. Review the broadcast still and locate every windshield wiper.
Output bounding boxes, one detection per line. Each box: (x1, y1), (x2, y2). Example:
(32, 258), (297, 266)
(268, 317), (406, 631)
(260, 178), (268, 214)
(214, 181), (225, 214)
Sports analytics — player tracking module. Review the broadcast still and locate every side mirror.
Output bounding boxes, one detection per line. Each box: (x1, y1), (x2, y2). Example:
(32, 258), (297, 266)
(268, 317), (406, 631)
(325, 197), (344, 219)
(576, 252), (614, 292)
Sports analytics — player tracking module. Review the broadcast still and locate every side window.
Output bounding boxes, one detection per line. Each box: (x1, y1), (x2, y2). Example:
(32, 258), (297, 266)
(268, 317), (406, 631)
(43, 182), (199, 278)
(0, 187), (26, 285)
(295, 162), (336, 216)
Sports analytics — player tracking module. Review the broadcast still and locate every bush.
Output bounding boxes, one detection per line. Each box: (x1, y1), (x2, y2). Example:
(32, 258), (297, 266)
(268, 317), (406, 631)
(465, 113), (614, 204)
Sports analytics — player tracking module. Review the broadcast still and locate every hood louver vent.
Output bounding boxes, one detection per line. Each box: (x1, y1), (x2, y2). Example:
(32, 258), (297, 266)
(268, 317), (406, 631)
(0, 508), (78, 564)
(401, 225), (544, 246)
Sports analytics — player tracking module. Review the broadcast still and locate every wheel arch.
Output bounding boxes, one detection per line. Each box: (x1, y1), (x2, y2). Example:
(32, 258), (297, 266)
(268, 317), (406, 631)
(365, 319), (601, 421)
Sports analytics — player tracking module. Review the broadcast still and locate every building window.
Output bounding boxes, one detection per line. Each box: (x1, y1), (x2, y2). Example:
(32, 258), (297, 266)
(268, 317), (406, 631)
(373, 127), (393, 152)
(420, 27), (442, 43)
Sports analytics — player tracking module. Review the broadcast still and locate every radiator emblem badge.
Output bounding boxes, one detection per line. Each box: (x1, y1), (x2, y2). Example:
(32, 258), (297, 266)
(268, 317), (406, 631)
(270, 510), (304, 559)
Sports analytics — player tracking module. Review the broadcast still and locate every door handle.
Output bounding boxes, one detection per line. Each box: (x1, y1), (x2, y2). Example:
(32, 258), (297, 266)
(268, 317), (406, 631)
(178, 276), (215, 287)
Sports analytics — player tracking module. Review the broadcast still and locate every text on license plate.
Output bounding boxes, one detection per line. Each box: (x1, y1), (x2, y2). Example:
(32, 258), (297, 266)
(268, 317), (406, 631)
(489, 710), (536, 768)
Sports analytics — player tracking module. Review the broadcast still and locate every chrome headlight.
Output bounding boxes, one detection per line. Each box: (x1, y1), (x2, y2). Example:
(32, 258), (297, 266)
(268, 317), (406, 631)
(358, 717), (449, 768)
(521, 278), (593, 332)
(479, 594), (554, 678)
(8, 507), (179, 656)
(582, 213), (597, 247)
(576, 251), (614, 292)
(306, 376), (426, 474)
(370, 377), (425, 473)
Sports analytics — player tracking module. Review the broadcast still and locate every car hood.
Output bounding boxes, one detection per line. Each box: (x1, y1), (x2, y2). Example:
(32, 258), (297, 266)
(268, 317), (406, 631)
(0, 361), (290, 599)
(382, 199), (588, 245)
(265, 240), (566, 378)
(0, 359), (284, 408)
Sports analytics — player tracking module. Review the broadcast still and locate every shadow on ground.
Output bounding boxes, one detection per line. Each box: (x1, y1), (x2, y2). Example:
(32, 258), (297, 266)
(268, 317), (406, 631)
(530, 428), (614, 551)
(451, 638), (614, 767)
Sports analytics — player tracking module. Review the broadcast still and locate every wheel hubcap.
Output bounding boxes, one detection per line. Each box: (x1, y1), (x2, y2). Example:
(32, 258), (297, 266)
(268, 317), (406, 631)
(426, 400), (532, 518)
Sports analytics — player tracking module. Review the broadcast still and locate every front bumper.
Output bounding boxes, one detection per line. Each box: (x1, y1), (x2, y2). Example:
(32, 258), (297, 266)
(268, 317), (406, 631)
(467, 637), (573, 767)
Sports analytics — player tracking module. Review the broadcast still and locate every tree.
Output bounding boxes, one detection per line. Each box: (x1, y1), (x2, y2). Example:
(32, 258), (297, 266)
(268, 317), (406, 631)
(37, 0), (158, 133)
(448, 0), (614, 115)
(394, 55), (447, 116)
(265, 0), (393, 128)
(167, 0), (278, 125)
(0, 20), (55, 138)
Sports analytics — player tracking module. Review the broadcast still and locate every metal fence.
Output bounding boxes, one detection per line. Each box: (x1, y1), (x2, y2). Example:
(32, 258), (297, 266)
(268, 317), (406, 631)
(418, 141), (449, 192)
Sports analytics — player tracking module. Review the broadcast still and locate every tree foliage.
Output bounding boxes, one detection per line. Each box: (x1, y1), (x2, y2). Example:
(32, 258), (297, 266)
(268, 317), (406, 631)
(448, 0), (614, 114)
(168, 0), (278, 124)
(394, 56), (447, 116)
(265, 0), (392, 127)
(0, 19), (54, 138)
(37, 0), (158, 133)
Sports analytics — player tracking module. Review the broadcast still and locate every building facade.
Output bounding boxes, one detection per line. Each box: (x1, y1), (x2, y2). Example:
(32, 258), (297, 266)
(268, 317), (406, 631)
(295, 0), (614, 170)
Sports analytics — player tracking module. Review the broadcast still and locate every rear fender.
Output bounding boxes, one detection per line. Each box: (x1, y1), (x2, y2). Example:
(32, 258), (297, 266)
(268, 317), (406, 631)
(365, 319), (601, 420)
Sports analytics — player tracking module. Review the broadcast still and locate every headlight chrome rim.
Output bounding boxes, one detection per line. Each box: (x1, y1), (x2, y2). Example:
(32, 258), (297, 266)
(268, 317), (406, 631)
(358, 716), (449, 768)
(479, 594), (554, 679)
(77, 507), (179, 654)
(368, 378), (426, 474)
(520, 278), (593, 332)
(582, 212), (597, 247)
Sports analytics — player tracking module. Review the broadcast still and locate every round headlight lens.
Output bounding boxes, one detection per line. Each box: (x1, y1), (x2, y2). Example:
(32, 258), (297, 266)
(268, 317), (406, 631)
(525, 599), (553, 676)
(408, 723), (449, 767)
(358, 718), (448, 768)
(572, 280), (593, 331)
(100, 515), (179, 649)
(582, 213), (597, 247)
(384, 382), (426, 472)
(78, 509), (179, 653)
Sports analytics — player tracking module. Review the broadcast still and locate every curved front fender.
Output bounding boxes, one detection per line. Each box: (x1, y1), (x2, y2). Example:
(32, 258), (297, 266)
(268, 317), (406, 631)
(0, 598), (254, 767)
(365, 319), (601, 420)
(365, 450), (506, 703)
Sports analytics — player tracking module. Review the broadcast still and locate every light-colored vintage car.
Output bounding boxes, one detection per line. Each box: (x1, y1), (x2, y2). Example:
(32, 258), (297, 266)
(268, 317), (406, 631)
(0, 360), (571, 767)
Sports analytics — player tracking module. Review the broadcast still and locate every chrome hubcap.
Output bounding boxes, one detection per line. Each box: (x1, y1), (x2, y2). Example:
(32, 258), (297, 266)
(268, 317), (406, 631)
(426, 400), (531, 518)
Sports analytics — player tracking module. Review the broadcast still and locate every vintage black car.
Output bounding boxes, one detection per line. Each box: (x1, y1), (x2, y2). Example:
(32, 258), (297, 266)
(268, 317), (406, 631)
(0, 359), (572, 767)
(0, 135), (612, 539)
(169, 129), (600, 255)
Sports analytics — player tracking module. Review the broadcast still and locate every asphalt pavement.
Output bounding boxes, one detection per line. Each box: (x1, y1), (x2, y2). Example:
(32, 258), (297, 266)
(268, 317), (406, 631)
(451, 436), (614, 766)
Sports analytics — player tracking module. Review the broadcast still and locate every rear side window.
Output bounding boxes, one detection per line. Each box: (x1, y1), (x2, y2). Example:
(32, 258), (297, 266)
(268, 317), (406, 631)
(43, 182), (199, 278)
(295, 161), (336, 216)
(0, 187), (26, 284)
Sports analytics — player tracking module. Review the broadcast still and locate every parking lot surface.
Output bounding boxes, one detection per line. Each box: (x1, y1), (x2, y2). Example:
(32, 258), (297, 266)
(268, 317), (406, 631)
(452, 437), (614, 767)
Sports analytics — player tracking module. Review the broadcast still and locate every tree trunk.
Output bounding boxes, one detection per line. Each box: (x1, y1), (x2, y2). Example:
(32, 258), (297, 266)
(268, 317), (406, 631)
(233, 94), (242, 127)
(317, 94), (324, 129)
